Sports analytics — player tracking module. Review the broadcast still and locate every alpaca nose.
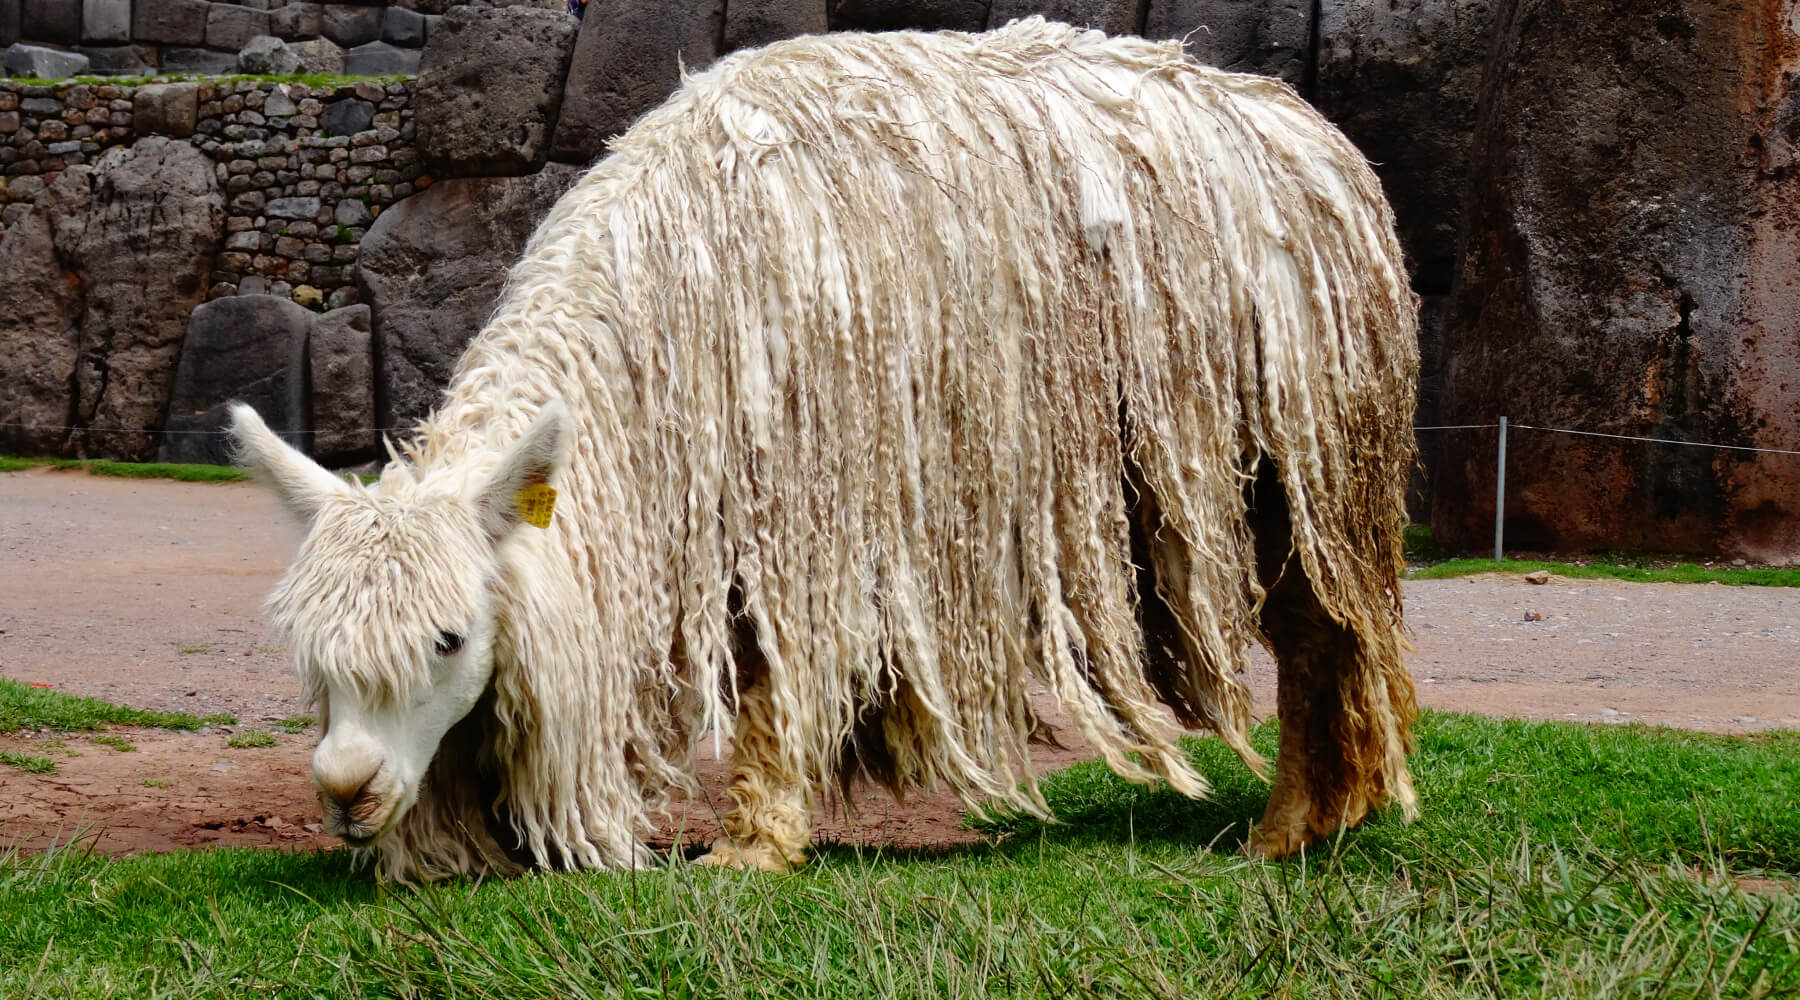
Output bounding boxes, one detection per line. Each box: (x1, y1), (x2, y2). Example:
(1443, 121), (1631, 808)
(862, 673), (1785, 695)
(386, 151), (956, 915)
(314, 751), (383, 819)
(321, 773), (377, 815)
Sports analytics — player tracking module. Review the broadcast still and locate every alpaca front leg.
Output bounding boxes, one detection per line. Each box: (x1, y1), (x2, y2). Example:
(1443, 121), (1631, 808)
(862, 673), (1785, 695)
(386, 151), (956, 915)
(699, 675), (814, 872)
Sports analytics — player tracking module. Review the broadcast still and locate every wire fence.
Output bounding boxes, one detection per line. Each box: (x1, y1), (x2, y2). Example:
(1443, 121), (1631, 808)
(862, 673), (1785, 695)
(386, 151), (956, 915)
(1415, 419), (1800, 560)
(9, 418), (1800, 561)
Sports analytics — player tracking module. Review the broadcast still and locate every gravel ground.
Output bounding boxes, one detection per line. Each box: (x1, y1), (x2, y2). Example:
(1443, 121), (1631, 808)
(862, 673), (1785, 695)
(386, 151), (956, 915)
(2, 467), (1795, 856)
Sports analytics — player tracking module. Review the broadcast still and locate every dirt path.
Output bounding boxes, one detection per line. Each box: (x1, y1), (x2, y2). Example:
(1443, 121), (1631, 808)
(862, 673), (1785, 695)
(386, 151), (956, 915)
(3, 467), (1797, 858)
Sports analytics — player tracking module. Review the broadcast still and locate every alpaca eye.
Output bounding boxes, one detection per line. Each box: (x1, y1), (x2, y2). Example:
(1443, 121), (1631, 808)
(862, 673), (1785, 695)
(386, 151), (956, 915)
(434, 632), (464, 657)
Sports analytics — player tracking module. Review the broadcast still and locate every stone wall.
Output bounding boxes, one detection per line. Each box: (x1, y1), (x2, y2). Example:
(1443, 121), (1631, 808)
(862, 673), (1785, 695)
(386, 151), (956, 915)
(0, 1), (430, 78)
(1, 75), (421, 309)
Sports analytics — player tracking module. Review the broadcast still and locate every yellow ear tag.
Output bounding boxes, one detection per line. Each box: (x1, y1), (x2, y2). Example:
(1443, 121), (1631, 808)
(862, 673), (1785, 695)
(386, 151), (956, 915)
(514, 482), (557, 529)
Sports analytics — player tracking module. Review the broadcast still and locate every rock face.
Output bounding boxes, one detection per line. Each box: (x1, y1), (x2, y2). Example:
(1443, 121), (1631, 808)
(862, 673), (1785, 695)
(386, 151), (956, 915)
(160, 295), (313, 466)
(1145, 0), (1312, 83)
(1316, 0), (1496, 293)
(357, 165), (583, 430)
(1436, 1), (1800, 560)
(1314, 0), (1498, 493)
(552, 0), (724, 165)
(415, 5), (578, 177)
(0, 139), (225, 460)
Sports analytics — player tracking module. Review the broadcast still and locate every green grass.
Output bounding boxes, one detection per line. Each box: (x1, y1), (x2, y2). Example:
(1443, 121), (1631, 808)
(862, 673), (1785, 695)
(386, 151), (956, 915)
(88, 735), (135, 753)
(0, 751), (56, 775)
(0, 678), (235, 734)
(140, 779), (168, 789)
(226, 729), (277, 749)
(276, 715), (315, 735)
(0, 455), (249, 483)
(1410, 557), (1800, 587)
(2, 712), (1796, 999)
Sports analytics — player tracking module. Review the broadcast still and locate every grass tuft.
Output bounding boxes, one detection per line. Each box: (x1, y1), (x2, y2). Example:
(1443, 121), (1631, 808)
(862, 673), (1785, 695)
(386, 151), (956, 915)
(0, 678), (236, 734)
(0, 751), (56, 775)
(88, 735), (135, 753)
(226, 729), (277, 749)
(275, 715), (315, 735)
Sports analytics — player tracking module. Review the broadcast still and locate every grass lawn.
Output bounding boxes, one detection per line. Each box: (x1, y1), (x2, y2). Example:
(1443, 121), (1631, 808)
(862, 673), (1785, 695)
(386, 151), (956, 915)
(2, 712), (1795, 999)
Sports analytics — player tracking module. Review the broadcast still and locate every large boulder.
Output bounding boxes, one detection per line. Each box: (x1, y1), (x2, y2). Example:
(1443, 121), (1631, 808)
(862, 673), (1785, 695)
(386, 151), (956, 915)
(358, 165), (583, 430)
(415, 5), (578, 176)
(3, 41), (90, 76)
(0, 198), (83, 457)
(81, 0), (130, 44)
(133, 82), (200, 138)
(0, 140), (224, 460)
(159, 296), (312, 466)
(310, 304), (376, 465)
(20, 0), (78, 46)
(270, 2), (322, 41)
(1436, 1), (1800, 560)
(550, 0), (724, 164)
(343, 39), (420, 75)
(724, 0), (826, 51)
(321, 3), (381, 48)
(131, 0), (208, 46)
(988, 0), (1144, 35)
(205, 2), (269, 51)
(237, 34), (303, 75)
(1144, 0), (1311, 83)
(828, 0), (989, 32)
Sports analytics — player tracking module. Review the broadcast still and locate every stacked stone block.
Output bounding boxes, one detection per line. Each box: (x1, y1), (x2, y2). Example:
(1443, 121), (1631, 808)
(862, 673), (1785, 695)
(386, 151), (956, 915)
(0, 80), (134, 228)
(0, 75), (423, 313)
(1, 1), (432, 78)
(196, 77), (423, 307)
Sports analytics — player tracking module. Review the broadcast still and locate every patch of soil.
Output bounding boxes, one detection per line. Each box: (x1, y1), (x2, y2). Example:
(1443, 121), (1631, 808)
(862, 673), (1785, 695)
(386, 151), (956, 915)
(3, 466), (1798, 860)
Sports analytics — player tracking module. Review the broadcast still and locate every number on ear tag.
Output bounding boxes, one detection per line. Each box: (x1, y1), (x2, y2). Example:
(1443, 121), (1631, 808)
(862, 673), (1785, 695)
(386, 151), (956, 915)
(514, 482), (557, 529)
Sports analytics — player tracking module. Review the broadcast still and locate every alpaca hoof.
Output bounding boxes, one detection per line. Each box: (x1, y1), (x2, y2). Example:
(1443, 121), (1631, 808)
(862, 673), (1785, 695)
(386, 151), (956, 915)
(699, 837), (798, 872)
(1242, 822), (1312, 860)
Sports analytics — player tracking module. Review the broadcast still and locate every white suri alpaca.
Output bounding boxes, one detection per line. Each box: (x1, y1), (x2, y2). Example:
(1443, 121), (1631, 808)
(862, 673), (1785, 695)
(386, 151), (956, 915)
(233, 18), (1420, 879)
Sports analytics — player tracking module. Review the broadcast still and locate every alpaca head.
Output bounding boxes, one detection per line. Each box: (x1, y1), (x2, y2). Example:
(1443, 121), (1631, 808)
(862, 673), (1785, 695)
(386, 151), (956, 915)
(230, 403), (568, 847)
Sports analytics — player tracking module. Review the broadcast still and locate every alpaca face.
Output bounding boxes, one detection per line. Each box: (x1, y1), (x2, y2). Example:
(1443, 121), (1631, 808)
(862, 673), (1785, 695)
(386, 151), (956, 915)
(231, 402), (568, 848)
(273, 493), (504, 845)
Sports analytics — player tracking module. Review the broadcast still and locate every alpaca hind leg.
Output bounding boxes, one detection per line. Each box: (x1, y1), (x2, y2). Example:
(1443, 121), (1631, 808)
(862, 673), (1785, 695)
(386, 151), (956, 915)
(700, 657), (813, 872)
(1245, 567), (1368, 858)
(1244, 462), (1402, 858)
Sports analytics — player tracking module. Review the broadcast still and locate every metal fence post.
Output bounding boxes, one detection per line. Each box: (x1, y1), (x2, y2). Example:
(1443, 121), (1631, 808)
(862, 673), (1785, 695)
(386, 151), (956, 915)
(1494, 416), (1508, 562)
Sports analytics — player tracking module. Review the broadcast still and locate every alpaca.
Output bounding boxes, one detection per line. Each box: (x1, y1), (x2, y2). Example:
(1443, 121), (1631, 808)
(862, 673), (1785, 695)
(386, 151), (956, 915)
(232, 17), (1420, 879)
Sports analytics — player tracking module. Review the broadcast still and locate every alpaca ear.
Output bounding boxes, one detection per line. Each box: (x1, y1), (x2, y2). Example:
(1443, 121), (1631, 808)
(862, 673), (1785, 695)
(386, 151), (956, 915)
(229, 403), (350, 524)
(475, 400), (570, 543)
